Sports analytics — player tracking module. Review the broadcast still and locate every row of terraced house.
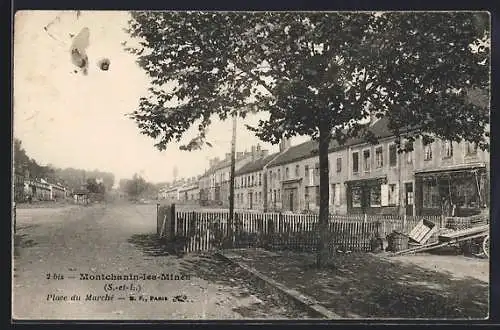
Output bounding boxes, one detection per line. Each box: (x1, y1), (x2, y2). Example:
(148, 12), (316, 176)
(13, 170), (70, 202)
(162, 117), (489, 217)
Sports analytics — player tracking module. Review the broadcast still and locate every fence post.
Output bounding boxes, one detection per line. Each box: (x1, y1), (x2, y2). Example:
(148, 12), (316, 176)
(364, 213), (367, 223)
(403, 214), (407, 232)
(171, 203), (177, 236)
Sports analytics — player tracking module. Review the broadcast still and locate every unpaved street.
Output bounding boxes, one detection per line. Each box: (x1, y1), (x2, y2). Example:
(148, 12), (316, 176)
(13, 203), (308, 320)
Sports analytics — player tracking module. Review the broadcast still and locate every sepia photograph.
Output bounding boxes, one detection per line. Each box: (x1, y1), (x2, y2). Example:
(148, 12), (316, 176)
(12, 10), (490, 320)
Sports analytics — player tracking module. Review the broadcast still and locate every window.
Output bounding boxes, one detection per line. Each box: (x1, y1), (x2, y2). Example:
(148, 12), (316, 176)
(285, 167), (289, 179)
(466, 141), (478, 155)
(259, 173), (262, 186)
(304, 165), (309, 177)
(314, 162), (320, 176)
(277, 189), (281, 201)
(443, 141), (453, 159)
(363, 149), (371, 172)
(389, 144), (397, 167)
(334, 184), (341, 206)
(388, 184), (398, 205)
(351, 186), (362, 207)
(331, 184), (335, 204)
(331, 184), (341, 206)
(315, 186), (320, 205)
(277, 169), (281, 180)
(424, 143), (433, 161)
(251, 175), (254, 186)
(423, 180), (440, 208)
(352, 152), (359, 173)
(336, 157), (342, 173)
(375, 146), (383, 168)
(295, 165), (300, 177)
(370, 186), (381, 207)
(305, 186), (310, 201)
(406, 150), (413, 164)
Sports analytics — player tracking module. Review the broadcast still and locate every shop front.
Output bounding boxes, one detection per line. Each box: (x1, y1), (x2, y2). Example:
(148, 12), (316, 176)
(414, 164), (489, 217)
(346, 176), (396, 215)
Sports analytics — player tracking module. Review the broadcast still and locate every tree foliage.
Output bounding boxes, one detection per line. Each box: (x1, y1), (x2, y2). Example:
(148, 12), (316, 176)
(123, 173), (157, 199)
(125, 11), (490, 266)
(13, 138), (115, 191)
(125, 11), (489, 151)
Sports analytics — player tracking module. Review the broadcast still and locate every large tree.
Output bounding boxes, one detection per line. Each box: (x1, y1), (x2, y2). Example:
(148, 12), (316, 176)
(125, 11), (489, 267)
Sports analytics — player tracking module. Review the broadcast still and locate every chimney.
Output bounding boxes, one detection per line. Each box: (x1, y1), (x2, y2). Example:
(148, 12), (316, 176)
(279, 138), (291, 152)
(251, 145), (257, 160)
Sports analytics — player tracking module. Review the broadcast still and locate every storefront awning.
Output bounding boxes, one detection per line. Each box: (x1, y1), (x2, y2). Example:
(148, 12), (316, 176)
(414, 163), (487, 178)
(345, 175), (387, 186)
(281, 178), (303, 184)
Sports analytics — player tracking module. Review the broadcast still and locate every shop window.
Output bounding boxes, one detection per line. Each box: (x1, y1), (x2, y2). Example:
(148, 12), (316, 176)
(370, 186), (381, 207)
(423, 180), (440, 208)
(388, 184), (398, 205)
(363, 149), (371, 172)
(375, 146), (383, 168)
(351, 186), (362, 208)
(352, 152), (359, 173)
(443, 141), (453, 159)
(389, 144), (397, 167)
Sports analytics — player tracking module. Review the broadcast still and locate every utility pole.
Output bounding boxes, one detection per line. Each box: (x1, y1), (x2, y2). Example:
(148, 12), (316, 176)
(228, 114), (237, 248)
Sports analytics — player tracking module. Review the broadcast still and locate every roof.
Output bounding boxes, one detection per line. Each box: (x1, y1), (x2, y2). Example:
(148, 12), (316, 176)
(267, 117), (393, 168)
(235, 153), (279, 176)
(74, 189), (88, 194)
(213, 159), (231, 171)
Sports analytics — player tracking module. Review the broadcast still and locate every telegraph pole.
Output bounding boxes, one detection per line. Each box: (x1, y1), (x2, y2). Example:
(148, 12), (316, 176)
(228, 114), (237, 247)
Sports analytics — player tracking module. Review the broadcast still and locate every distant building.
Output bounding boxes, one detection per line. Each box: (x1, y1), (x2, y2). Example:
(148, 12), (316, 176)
(234, 148), (278, 211)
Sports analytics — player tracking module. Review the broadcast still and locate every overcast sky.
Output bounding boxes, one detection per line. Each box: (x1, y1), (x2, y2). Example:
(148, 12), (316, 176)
(13, 11), (308, 184)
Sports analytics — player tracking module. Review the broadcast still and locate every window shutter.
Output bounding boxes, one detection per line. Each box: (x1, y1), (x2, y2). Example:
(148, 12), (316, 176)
(394, 183), (400, 205)
(335, 184), (341, 206)
(381, 184), (389, 206)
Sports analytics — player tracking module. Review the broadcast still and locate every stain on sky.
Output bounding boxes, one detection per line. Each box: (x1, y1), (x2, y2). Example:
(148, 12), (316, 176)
(43, 11), (110, 76)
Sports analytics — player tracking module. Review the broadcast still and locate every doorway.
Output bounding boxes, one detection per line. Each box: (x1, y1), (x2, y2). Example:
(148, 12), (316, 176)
(405, 182), (414, 216)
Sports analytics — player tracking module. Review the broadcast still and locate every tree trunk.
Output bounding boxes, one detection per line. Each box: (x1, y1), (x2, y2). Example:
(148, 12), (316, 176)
(316, 122), (332, 268)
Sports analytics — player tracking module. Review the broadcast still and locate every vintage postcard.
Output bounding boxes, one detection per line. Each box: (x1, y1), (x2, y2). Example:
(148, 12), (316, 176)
(12, 10), (490, 321)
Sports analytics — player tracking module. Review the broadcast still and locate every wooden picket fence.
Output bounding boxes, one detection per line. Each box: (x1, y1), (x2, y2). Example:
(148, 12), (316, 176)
(160, 205), (445, 254)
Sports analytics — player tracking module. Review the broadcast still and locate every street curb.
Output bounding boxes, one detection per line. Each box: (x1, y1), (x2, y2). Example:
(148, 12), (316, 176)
(215, 250), (341, 319)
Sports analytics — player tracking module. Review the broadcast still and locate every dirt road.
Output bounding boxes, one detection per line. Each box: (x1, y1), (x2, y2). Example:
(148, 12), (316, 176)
(13, 203), (308, 320)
